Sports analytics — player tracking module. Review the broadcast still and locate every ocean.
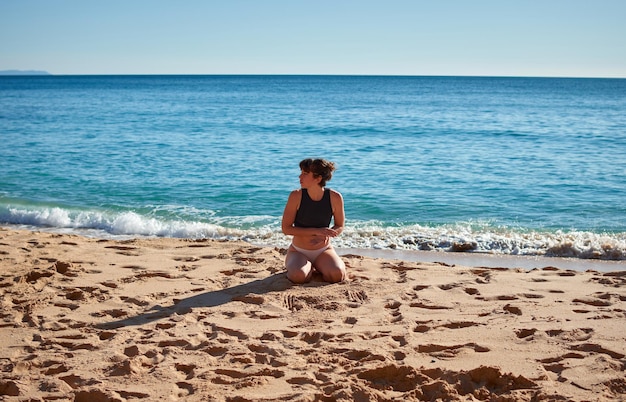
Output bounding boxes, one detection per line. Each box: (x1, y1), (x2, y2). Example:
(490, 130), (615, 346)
(1, 75), (625, 262)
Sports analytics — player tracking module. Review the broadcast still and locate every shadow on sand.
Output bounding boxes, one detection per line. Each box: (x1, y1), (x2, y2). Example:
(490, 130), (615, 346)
(96, 272), (329, 329)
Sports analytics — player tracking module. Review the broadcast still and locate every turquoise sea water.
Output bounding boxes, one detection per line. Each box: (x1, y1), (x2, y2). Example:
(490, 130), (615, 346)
(1, 75), (625, 260)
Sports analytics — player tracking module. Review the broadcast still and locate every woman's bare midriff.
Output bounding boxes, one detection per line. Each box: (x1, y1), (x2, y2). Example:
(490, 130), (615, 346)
(291, 234), (330, 251)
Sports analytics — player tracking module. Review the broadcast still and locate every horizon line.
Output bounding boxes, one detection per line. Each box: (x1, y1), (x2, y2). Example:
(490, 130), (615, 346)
(1, 71), (625, 80)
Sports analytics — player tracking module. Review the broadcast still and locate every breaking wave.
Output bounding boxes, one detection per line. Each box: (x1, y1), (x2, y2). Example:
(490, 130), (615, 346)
(1, 204), (625, 261)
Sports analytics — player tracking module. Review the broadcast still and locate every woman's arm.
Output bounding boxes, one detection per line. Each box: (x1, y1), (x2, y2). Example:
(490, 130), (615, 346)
(330, 190), (345, 236)
(281, 190), (301, 236)
(282, 190), (317, 237)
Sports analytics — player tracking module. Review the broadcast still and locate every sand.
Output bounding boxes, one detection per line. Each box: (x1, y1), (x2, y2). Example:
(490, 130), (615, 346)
(0, 227), (624, 401)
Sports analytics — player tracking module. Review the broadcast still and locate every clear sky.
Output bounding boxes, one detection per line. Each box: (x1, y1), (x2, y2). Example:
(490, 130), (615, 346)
(1, 0), (624, 77)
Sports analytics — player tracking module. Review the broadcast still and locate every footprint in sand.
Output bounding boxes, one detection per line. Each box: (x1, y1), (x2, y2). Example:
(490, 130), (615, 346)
(175, 363), (196, 380)
(356, 364), (424, 393)
(409, 299), (453, 310)
(41, 360), (70, 375)
(220, 267), (246, 276)
(204, 345), (229, 357)
(392, 335), (409, 349)
(545, 328), (594, 342)
(91, 309), (128, 319)
(328, 347), (386, 364)
(156, 322), (176, 330)
(98, 330), (117, 340)
(538, 352), (585, 366)
(44, 334), (99, 352)
(176, 381), (195, 397)
(516, 328), (594, 342)
(414, 320), (480, 333)
(569, 343), (625, 359)
(121, 264), (145, 270)
(244, 310), (281, 320)
(344, 316), (358, 325)
(299, 331), (335, 345)
(58, 373), (101, 389)
(519, 293), (545, 299)
(384, 300), (403, 323)
(414, 320), (433, 333)
(248, 343), (288, 367)
(176, 264), (199, 272)
(541, 361), (567, 380)
(282, 294), (298, 311)
(104, 245), (138, 251)
(439, 321), (481, 330)
(22, 267), (56, 283)
(570, 293), (624, 317)
(234, 256), (265, 265)
(493, 295), (519, 301)
(53, 301), (80, 311)
(210, 323), (249, 341)
(73, 389), (121, 402)
(438, 283), (462, 291)
(119, 390), (151, 399)
(346, 289), (368, 306)
(120, 295), (150, 307)
(471, 268), (493, 284)
(173, 256), (200, 262)
(503, 304), (522, 315)
(234, 246), (264, 254)
(572, 295), (613, 307)
(232, 294), (266, 305)
(590, 271), (626, 287)
(286, 376), (319, 386)
(212, 367), (285, 386)
(515, 328), (538, 339)
(381, 261), (423, 283)
(109, 359), (144, 376)
(119, 270), (177, 284)
(63, 286), (110, 302)
(417, 342), (490, 359)
(104, 245), (141, 256)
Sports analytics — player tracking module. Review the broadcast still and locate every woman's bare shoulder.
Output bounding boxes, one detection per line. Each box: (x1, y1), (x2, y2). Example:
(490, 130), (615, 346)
(328, 188), (343, 200)
(287, 189), (303, 203)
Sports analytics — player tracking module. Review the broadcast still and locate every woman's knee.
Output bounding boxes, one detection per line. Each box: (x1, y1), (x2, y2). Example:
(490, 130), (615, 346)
(315, 251), (346, 283)
(322, 266), (346, 283)
(286, 268), (310, 284)
(285, 256), (312, 284)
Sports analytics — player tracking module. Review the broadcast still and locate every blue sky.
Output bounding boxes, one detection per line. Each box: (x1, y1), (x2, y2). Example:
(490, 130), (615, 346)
(1, 0), (624, 77)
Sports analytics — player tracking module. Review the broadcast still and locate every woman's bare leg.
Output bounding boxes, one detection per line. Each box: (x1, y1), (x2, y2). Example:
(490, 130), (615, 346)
(313, 247), (346, 283)
(285, 249), (314, 284)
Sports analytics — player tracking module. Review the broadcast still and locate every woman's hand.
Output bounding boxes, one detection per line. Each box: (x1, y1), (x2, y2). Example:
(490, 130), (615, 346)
(317, 227), (339, 238)
(308, 228), (338, 247)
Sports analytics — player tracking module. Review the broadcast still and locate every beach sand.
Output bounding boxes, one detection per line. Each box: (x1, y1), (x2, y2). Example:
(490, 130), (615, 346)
(1, 228), (624, 401)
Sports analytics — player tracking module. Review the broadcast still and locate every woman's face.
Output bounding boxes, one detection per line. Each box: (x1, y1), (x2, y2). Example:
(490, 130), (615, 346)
(299, 170), (321, 188)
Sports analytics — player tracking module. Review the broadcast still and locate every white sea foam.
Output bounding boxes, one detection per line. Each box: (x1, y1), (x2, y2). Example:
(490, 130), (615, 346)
(1, 205), (625, 261)
(1, 207), (232, 240)
(2, 207), (73, 228)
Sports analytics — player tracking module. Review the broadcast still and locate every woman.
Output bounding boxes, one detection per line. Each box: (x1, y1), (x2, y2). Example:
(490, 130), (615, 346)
(281, 158), (346, 284)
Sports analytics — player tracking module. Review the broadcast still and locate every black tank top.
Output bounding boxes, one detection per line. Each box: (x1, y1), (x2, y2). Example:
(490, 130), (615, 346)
(294, 189), (333, 228)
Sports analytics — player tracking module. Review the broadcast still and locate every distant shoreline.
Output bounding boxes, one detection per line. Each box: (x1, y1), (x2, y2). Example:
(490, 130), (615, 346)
(0, 70), (51, 75)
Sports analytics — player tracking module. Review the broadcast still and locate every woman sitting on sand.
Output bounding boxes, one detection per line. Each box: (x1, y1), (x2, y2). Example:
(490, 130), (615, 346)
(281, 158), (346, 284)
